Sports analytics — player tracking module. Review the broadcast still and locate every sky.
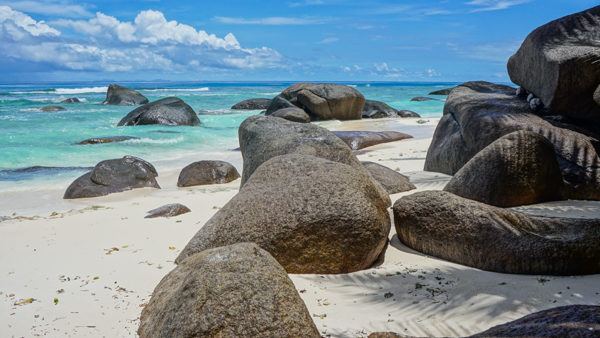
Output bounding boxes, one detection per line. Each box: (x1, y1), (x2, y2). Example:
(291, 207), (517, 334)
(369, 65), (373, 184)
(0, 0), (597, 83)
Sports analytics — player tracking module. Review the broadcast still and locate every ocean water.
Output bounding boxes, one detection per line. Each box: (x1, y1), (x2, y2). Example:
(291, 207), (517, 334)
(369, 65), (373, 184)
(0, 82), (451, 184)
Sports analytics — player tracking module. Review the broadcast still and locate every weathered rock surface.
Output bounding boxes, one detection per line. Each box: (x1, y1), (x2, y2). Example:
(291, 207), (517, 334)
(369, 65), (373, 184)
(265, 95), (297, 115)
(117, 97), (200, 126)
(40, 105), (65, 112)
(103, 84), (148, 106)
(177, 160), (240, 187)
(362, 162), (415, 194)
(145, 203), (191, 218)
(61, 98), (81, 103)
(334, 131), (412, 150)
(273, 83), (365, 120)
(64, 156), (160, 199)
(397, 110), (420, 118)
(362, 100), (398, 118)
(410, 96), (436, 102)
(77, 136), (139, 145)
(139, 243), (319, 338)
(270, 107), (311, 123)
(429, 88), (454, 96)
(471, 305), (600, 337)
(230, 98), (271, 110)
(424, 81), (600, 200)
(444, 131), (564, 207)
(393, 191), (600, 275)
(176, 154), (391, 274)
(508, 6), (600, 122)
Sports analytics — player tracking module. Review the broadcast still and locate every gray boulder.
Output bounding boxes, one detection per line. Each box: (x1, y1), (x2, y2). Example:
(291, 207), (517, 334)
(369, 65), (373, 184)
(176, 154), (391, 274)
(397, 110), (420, 118)
(61, 98), (80, 103)
(64, 156), (160, 199)
(362, 162), (415, 194)
(471, 305), (600, 337)
(177, 160), (240, 187)
(230, 98), (271, 110)
(139, 243), (319, 338)
(265, 95), (296, 115)
(77, 136), (139, 145)
(362, 100), (398, 118)
(117, 97), (200, 126)
(444, 131), (563, 207)
(393, 191), (600, 275)
(40, 105), (65, 112)
(429, 88), (454, 96)
(145, 203), (191, 218)
(508, 6), (600, 122)
(334, 131), (412, 150)
(425, 81), (600, 201)
(270, 107), (311, 123)
(103, 84), (148, 106)
(275, 83), (366, 120)
(410, 96), (436, 102)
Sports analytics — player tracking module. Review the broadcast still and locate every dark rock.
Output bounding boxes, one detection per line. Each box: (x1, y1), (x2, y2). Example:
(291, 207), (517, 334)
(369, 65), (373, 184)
(444, 131), (563, 207)
(471, 305), (600, 337)
(145, 203), (191, 218)
(139, 243), (319, 338)
(276, 83), (365, 120)
(265, 95), (296, 115)
(410, 96), (436, 102)
(270, 107), (311, 123)
(334, 131), (413, 150)
(63, 156), (160, 199)
(516, 86), (528, 98)
(424, 81), (600, 201)
(177, 160), (240, 187)
(103, 84), (148, 106)
(61, 98), (80, 103)
(40, 105), (65, 112)
(429, 88), (454, 96)
(397, 110), (420, 118)
(529, 97), (544, 111)
(77, 136), (139, 145)
(362, 162), (415, 194)
(176, 154), (391, 274)
(508, 6), (600, 122)
(362, 100), (398, 118)
(117, 97), (200, 126)
(393, 191), (600, 275)
(230, 98), (271, 110)
(595, 85), (600, 106)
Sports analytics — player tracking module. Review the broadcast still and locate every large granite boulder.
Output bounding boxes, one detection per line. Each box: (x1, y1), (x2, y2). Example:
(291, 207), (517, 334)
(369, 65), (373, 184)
(177, 160), (240, 187)
(362, 162), (415, 194)
(230, 98), (271, 110)
(145, 203), (191, 218)
(334, 131), (412, 150)
(362, 100), (421, 118)
(139, 243), (319, 338)
(117, 97), (200, 126)
(270, 83), (365, 120)
(393, 191), (600, 275)
(270, 107), (311, 123)
(444, 131), (563, 207)
(265, 95), (296, 115)
(64, 156), (160, 199)
(425, 81), (600, 201)
(176, 154), (391, 274)
(471, 305), (600, 337)
(507, 6), (600, 121)
(238, 115), (363, 185)
(103, 84), (148, 106)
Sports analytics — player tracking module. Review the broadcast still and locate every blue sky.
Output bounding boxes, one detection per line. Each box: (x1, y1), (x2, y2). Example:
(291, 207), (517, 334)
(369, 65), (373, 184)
(0, 0), (597, 83)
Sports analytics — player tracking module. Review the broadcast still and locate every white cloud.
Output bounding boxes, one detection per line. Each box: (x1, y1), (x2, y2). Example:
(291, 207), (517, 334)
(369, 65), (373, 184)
(319, 37), (339, 44)
(0, 1), (91, 18)
(288, 0), (325, 7)
(213, 16), (329, 25)
(466, 0), (531, 12)
(0, 5), (60, 40)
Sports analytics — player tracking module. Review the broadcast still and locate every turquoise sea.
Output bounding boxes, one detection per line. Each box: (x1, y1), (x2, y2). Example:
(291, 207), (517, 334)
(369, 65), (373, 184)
(0, 82), (451, 183)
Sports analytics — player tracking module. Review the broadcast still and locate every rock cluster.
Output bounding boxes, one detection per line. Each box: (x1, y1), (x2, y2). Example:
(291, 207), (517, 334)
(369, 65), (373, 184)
(362, 100), (420, 118)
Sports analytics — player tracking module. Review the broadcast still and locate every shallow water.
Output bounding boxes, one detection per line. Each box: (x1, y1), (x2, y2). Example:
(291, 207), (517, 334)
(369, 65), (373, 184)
(0, 81), (450, 184)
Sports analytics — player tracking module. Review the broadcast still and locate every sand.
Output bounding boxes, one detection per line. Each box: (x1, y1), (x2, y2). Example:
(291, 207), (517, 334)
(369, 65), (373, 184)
(1, 117), (599, 337)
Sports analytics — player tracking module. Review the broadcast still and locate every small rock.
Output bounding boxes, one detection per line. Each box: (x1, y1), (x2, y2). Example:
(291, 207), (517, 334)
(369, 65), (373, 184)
(145, 204), (191, 218)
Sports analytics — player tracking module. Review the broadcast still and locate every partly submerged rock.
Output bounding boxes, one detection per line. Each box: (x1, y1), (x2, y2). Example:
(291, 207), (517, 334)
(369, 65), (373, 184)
(471, 305), (600, 337)
(61, 98), (81, 103)
(429, 88), (454, 96)
(117, 97), (200, 126)
(230, 98), (271, 110)
(334, 131), (412, 150)
(40, 105), (65, 112)
(276, 83), (365, 120)
(362, 162), (415, 194)
(444, 131), (563, 207)
(176, 154), (391, 274)
(145, 203), (191, 218)
(410, 96), (437, 102)
(77, 136), (139, 145)
(139, 243), (319, 338)
(393, 191), (600, 275)
(177, 160), (240, 187)
(64, 156), (160, 199)
(508, 6), (600, 122)
(103, 84), (148, 106)
(270, 107), (311, 123)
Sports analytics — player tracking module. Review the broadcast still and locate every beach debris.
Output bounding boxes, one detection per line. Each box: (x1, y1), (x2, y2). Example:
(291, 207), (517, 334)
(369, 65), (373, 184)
(105, 247), (120, 255)
(14, 298), (34, 306)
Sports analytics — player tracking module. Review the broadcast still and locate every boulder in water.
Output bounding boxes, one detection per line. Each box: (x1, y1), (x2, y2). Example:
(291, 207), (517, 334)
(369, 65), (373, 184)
(61, 98), (81, 103)
(410, 96), (437, 102)
(103, 84), (148, 106)
(40, 105), (65, 112)
(270, 107), (311, 123)
(77, 136), (139, 145)
(117, 97), (200, 126)
(230, 98), (271, 110)
(429, 88), (454, 96)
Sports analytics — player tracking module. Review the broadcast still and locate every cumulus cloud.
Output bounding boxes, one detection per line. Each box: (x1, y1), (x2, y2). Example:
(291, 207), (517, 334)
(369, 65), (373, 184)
(0, 6), (284, 74)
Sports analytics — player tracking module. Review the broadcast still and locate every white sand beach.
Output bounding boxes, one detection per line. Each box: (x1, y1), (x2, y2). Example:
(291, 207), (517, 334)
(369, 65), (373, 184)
(1, 117), (599, 337)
